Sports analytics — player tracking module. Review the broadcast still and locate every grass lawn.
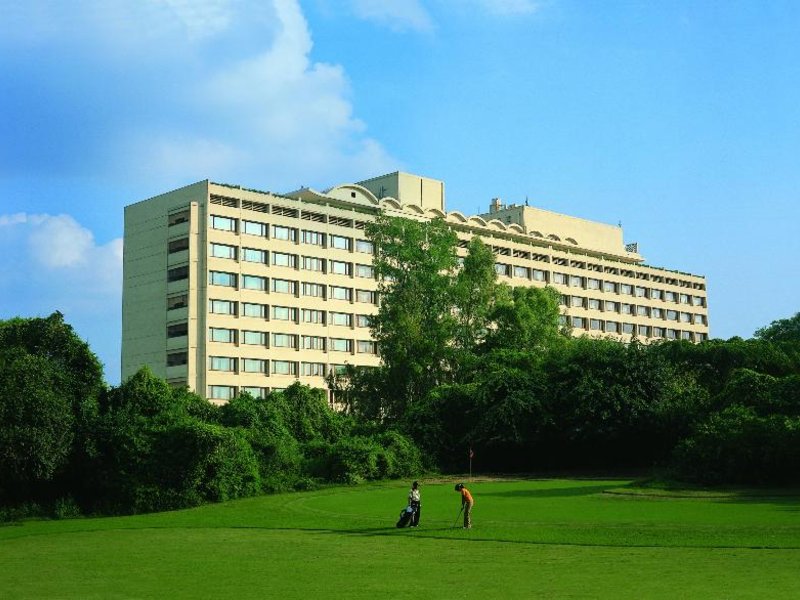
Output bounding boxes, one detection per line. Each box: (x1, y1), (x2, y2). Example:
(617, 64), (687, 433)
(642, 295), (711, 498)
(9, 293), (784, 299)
(1, 478), (799, 599)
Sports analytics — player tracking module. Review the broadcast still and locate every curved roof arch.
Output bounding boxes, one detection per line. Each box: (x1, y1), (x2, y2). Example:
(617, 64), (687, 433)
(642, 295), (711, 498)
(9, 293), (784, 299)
(326, 183), (380, 205)
(446, 211), (468, 223)
(426, 208), (447, 219)
(469, 216), (487, 227)
(508, 224), (525, 233)
(547, 234), (561, 241)
(380, 198), (402, 209)
(530, 230), (543, 238)
(487, 219), (508, 230)
(565, 237), (579, 245)
(404, 204), (426, 215)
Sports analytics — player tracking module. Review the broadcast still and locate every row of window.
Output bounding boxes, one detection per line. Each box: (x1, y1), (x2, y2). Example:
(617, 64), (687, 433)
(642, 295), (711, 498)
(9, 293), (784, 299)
(207, 350), (374, 375)
(206, 271), (378, 303)
(547, 272), (706, 305)
(207, 242), (375, 277)
(206, 327), (377, 353)
(166, 302), (373, 327)
(207, 362), (350, 401)
(564, 316), (707, 341)
(209, 215), (374, 253)
(561, 296), (707, 324)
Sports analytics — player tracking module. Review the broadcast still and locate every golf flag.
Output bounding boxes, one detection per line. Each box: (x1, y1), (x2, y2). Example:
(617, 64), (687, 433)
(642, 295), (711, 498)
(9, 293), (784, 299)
(469, 447), (474, 459)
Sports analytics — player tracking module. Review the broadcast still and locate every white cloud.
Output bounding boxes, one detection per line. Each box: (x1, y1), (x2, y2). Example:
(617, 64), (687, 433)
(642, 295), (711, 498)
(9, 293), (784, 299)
(350, 0), (434, 32)
(471, 0), (540, 15)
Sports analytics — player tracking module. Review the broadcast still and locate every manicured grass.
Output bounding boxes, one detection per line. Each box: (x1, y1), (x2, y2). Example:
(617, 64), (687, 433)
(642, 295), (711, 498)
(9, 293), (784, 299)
(2, 478), (799, 598)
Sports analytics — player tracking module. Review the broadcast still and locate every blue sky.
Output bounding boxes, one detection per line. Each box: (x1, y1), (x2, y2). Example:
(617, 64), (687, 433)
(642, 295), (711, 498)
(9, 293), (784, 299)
(1, 0), (799, 384)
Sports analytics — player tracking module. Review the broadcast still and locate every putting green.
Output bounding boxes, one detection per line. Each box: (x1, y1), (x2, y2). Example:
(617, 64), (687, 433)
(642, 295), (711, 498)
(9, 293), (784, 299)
(1, 478), (798, 598)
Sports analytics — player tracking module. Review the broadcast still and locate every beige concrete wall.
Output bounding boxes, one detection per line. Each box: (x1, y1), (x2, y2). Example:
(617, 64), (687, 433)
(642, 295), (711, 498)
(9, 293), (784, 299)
(122, 173), (709, 403)
(357, 172), (445, 212)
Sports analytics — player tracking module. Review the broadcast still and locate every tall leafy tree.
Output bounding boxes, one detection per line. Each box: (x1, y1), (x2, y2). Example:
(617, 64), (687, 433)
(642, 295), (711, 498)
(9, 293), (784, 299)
(366, 216), (459, 419)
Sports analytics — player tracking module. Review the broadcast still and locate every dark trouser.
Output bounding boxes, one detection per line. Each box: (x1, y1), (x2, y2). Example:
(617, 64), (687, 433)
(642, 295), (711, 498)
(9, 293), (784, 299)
(410, 501), (421, 526)
(463, 500), (472, 528)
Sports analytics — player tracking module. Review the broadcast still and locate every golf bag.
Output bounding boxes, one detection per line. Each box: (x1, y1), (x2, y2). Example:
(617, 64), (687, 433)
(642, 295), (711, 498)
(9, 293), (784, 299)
(396, 505), (416, 528)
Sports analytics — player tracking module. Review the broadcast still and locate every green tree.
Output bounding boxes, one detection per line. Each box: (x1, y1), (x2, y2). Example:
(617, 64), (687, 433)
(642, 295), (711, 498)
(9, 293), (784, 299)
(483, 285), (564, 354)
(755, 312), (800, 344)
(366, 216), (459, 419)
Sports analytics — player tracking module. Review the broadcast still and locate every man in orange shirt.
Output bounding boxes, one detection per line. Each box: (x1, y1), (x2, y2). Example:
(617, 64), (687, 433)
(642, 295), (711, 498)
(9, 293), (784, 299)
(454, 483), (473, 529)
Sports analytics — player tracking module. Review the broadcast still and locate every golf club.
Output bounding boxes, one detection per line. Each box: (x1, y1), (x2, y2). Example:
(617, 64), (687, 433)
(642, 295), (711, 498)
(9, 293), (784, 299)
(451, 505), (464, 529)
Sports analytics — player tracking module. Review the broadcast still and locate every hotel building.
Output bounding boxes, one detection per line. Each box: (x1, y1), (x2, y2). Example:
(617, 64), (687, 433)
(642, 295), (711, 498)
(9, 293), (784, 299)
(122, 172), (709, 403)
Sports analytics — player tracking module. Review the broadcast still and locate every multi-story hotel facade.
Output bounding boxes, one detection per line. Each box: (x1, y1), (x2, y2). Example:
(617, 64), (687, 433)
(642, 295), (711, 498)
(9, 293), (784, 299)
(122, 171), (709, 403)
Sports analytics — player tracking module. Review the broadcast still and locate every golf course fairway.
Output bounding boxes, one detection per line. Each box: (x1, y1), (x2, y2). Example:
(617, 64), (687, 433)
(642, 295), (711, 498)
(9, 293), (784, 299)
(1, 478), (798, 598)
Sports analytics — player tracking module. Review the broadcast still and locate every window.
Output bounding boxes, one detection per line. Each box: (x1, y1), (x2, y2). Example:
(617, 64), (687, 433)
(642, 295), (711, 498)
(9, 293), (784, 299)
(209, 327), (235, 343)
(356, 314), (371, 328)
(330, 286), (352, 301)
(302, 230), (325, 246)
(330, 235), (351, 251)
(168, 238), (189, 253)
(696, 333), (707, 342)
(272, 333), (298, 348)
(495, 264), (510, 277)
(301, 309), (325, 324)
(302, 256), (325, 272)
(302, 282), (325, 298)
(302, 362), (326, 376)
(620, 284), (633, 295)
(167, 322), (188, 338)
(604, 301), (618, 312)
(242, 248), (267, 264)
(587, 278), (601, 290)
(694, 314), (705, 325)
(242, 275), (267, 291)
(680, 294), (690, 304)
(357, 340), (377, 354)
(169, 210), (190, 226)
(210, 243), (236, 259)
(242, 358), (267, 373)
(571, 296), (584, 308)
(209, 385), (236, 400)
(272, 252), (297, 268)
(210, 299), (236, 315)
(168, 294), (188, 310)
(242, 220), (268, 237)
(652, 307), (663, 319)
(621, 303), (633, 315)
(167, 351), (187, 366)
(330, 364), (348, 376)
(242, 387), (267, 399)
(569, 276), (583, 288)
(571, 317), (585, 329)
(168, 265), (189, 282)
(331, 260), (352, 276)
(513, 266), (529, 279)
(605, 321), (619, 333)
(692, 296), (704, 307)
(553, 272), (567, 285)
(210, 271), (237, 287)
(301, 335), (325, 350)
(330, 312), (352, 327)
(356, 239), (374, 254)
(681, 331), (692, 340)
(242, 302), (267, 318)
(242, 330), (267, 345)
(622, 323), (635, 334)
(590, 319), (603, 331)
(210, 356), (236, 372)
(635, 286), (647, 298)
(651, 289), (663, 300)
(356, 289), (376, 304)
(272, 360), (297, 376)
(330, 338), (352, 352)
(532, 269), (547, 282)
(680, 312), (691, 323)
(652, 327), (664, 338)
(356, 264), (374, 278)
(211, 215), (236, 232)
(665, 291), (676, 302)
(604, 281), (617, 293)
(637, 325), (650, 337)
(667, 310), (679, 321)
(636, 305), (649, 317)
(272, 306), (297, 322)
(666, 329), (678, 340)
(588, 299), (601, 310)
(272, 225), (297, 242)
(272, 279), (297, 295)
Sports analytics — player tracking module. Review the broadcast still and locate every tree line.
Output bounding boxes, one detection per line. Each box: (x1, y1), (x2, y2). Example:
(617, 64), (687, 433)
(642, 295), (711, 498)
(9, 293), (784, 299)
(2, 216), (799, 518)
